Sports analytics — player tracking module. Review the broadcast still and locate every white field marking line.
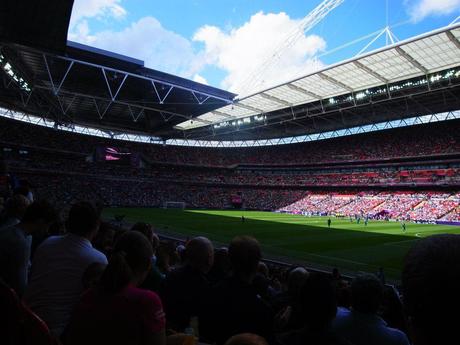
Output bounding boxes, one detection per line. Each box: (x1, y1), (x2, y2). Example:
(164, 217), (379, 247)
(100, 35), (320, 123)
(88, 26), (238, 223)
(384, 238), (419, 248)
(263, 244), (368, 266)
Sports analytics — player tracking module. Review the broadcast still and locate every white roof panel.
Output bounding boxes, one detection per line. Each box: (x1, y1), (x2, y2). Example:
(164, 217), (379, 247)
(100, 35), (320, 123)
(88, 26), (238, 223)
(359, 49), (420, 81)
(293, 74), (347, 98)
(264, 85), (316, 105)
(177, 24), (460, 130)
(323, 62), (382, 90)
(240, 93), (285, 111)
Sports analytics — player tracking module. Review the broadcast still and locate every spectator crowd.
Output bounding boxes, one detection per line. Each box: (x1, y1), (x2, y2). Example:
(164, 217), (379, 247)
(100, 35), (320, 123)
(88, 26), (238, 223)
(0, 195), (459, 345)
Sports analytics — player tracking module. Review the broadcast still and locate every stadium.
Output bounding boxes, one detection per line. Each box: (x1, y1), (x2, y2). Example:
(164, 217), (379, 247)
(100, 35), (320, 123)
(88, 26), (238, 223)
(1, 1), (460, 344)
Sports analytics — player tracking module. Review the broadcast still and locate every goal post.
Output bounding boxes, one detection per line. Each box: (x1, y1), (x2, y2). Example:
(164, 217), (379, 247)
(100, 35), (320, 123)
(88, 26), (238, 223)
(164, 201), (186, 209)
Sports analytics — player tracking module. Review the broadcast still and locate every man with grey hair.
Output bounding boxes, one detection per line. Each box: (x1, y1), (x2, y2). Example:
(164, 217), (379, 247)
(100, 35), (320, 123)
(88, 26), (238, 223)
(161, 236), (214, 332)
(331, 273), (409, 345)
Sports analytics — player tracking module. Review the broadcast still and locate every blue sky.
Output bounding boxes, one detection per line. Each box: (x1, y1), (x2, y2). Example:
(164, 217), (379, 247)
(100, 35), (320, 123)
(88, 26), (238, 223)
(69, 0), (460, 95)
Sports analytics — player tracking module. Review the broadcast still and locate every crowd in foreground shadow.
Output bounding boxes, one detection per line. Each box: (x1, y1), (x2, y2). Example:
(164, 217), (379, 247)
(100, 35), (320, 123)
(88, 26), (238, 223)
(0, 198), (459, 345)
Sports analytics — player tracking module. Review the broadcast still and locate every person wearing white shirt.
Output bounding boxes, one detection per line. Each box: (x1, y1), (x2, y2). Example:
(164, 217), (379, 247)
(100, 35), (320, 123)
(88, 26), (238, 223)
(331, 274), (410, 345)
(23, 201), (108, 337)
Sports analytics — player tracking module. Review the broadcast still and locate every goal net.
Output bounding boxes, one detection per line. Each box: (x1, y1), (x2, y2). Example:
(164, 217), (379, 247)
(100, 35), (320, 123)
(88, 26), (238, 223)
(164, 201), (186, 209)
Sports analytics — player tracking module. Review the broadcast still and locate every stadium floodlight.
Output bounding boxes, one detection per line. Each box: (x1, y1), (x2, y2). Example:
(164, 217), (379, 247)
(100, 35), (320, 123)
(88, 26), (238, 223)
(0, 54), (31, 92)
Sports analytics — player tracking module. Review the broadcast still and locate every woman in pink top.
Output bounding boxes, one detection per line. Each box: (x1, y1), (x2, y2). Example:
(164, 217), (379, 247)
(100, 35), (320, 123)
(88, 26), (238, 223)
(63, 231), (166, 345)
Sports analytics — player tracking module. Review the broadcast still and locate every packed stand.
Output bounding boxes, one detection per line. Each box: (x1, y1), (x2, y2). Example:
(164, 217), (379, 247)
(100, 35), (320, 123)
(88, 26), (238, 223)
(2, 115), (460, 167)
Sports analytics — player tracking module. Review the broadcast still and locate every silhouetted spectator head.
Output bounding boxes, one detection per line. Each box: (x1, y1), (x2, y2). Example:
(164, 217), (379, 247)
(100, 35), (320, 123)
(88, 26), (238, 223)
(257, 262), (269, 277)
(402, 234), (460, 345)
(287, 267), (309, 296)
(66, 202), (100, 239)
(100, 231), (153, 294)
(4, 194), (30, 220)
(297, 273), (337, 331)
(131, 222), (154, 244)
(93, 222), (116, 255)
(21, 200), (57, 235)
(224, 333), (268, 345)
(351, 274), (383, 314)
(184, 236), (214, 273)
(229, 236), (261, 280)
(208, 247), (231, 283)
(332, 267), (341, 280)
(151, 233), (160, 254)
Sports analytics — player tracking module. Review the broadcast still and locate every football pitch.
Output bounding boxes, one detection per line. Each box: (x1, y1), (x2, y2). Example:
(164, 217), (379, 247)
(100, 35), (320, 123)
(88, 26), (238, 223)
(104, 208), (460, 281)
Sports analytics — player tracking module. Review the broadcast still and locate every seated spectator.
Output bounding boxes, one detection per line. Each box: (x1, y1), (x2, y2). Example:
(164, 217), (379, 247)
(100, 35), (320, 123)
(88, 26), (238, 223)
(278, 273), (347, 345)
(207, 247), (231, 285)
(0, 278), (56, 345)
(0, 200), (56, 296)
(380, 285), (408, 334)
(161, 236), (214, 332)
(0, 194), (30, 230)
(201, 236), (274, 344)
(331, 274), (409, 345)
(92, 221), (116, 256)
(63, 231), (166, 345)
(23, 202), (108, 337)
(402, 234), (460, 345)
(273, 267), (310, 330)
(132, 223), (164, 292)
(225, 333), (268, 345)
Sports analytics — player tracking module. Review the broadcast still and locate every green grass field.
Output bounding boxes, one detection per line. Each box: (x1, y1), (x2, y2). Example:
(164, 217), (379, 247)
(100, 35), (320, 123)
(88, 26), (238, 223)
(104, 208), (460, 281)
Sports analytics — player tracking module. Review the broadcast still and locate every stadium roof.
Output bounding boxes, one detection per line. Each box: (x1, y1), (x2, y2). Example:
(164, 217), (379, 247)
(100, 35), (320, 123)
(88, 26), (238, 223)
(0, 38), (235, 138)
(0, 3), (459, 145)
(177, 23), (460, 134)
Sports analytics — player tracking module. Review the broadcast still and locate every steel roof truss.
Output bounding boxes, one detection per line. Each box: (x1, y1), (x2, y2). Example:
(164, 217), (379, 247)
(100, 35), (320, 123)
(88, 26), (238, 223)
(101, 68), (128, 101)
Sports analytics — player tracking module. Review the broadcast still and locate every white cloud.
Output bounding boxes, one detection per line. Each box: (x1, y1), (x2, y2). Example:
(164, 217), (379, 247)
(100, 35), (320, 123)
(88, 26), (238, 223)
(70, 17), (198, 78)
(407, 0), (460, 22)
(70, 0), (127, 29)
(193, 11), (326, 95)
(68, 8), (326, 96)
(192, 74), (209, 85)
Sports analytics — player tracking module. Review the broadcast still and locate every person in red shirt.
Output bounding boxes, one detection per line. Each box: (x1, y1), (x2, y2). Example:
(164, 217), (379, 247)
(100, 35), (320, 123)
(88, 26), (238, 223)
(63, 231), (166, 345)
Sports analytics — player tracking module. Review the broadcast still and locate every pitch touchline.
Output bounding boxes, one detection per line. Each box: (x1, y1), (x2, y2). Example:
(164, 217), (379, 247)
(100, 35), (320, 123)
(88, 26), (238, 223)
(263, 244), (368, 266)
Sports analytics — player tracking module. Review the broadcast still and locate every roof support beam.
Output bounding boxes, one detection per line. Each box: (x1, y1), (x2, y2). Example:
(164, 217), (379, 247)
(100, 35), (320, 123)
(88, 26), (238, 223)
(34, 84), (201, 123)
(394, 47), (428, 74)
(151, 81), (174, 104)
(43, 52), (233, 104)
(286, 84), (321, 100)
(128, 105), (144, 122)
(259, 92), (292, 106)
(102, 68), (128, 101)
(212, 110), (234, 119)
(446, 31), (460, 50)
(318, 72), (353, 92)
(191, 91), (210, 105)
(234, 103), (263, 113)
(43, 55), (74, 96)
(352, 61), (388, 83)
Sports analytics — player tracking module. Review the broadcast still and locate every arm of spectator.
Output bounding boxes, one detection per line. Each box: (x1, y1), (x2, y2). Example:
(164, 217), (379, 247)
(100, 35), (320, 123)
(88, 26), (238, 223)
(140, 290), (166, 345)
